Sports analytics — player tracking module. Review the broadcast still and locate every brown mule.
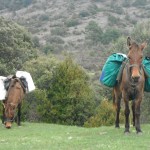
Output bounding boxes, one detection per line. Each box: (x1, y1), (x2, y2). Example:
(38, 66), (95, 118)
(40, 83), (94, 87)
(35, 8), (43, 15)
(113, 37), (147, 134)
(2, 77), (26, 128)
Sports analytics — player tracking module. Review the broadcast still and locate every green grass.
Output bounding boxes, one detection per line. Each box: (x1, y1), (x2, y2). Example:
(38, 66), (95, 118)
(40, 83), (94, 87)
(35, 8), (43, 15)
(0, 122), (150, 150)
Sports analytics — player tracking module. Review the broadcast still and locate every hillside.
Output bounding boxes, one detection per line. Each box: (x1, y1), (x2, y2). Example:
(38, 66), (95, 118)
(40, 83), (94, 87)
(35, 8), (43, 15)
(0, 122), (150, 150)
(0, 0), (150, 70)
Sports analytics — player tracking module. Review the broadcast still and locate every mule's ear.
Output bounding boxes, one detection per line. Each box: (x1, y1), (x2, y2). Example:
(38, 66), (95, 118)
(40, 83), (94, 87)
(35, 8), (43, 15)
(127, 37), (131, 47)
(141, 42), (147, 50)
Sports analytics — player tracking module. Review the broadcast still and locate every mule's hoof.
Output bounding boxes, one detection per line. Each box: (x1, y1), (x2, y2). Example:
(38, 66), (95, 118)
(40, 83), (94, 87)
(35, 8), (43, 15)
(115, 126), (120, 129)
(136, 131), (142, 135)
(124, 130), (130, 135)
(115, 127), (120, 129)
(115, 124), (120, 128)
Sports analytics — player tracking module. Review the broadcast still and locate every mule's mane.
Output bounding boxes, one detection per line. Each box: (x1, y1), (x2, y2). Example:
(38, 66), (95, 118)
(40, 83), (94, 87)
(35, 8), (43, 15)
(8, 78), (19, 89)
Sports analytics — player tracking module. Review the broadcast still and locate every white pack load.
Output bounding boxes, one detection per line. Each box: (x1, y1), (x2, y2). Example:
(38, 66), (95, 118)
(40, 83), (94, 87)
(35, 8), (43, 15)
(16, 71), (35, 92)
(0, 76), (7, 100)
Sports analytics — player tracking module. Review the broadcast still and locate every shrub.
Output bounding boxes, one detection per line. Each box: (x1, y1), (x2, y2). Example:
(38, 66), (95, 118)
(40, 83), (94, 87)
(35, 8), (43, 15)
(131, 21), (150, 56)
(65, 19), (79, 27)
(108, 15), (120, 25)
(84, 100), (115, 127)
(79, 10), (90, 17)
(84, 99), (124, 127)
(93, 0), (105, 2)
(51, 27), (68, 36)
(47, 57), (96, 126)
(46, 36), (65, 44)
(114, 6), (124, 14)
(108, 36), (127, 54)
(85, 21), (103, 44)
(42, 44), (55, 54)
(39, 14), (49, 21)
(101, 28), (121, 44)
(122, 0), (131, 7)
(88, 4), (99, 15)
(32, 36), (40, 48)
(132, 0), (147, 7)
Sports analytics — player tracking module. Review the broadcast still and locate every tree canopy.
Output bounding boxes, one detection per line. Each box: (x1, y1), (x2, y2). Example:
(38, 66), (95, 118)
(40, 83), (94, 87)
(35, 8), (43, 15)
(0, 17), (37, 75)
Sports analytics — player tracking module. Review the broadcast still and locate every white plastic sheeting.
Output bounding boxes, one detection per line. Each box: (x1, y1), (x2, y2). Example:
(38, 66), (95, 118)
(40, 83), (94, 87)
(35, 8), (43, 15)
(0, 71), (35, 100)
(16, 71), (35, 92)
(0, 76), (7, 100)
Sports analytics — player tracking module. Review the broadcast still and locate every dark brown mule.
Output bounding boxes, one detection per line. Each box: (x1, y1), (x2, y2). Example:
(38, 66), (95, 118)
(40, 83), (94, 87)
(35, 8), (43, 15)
(2, 77), (26, 128)
(113, 37), (147, 134)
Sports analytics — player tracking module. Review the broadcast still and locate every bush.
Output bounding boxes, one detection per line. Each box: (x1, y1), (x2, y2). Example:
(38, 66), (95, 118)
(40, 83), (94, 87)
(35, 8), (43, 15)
(114, 6), (124, 14)
(122, 0), (131, 7)
(108, 15), (120, 25)
(85, 21), (103, 44)
(108, 36), (127, 54)
(51, 27), (68, 36)
(131, 21), (150, 57)
(132, 0), (147, 7)
(84, 100), (115, 127)
(84, 99), (124, 127)
(79, 11), (90, 18)
(46, 36), (65, 44)
(42, 44), (55, 54)
(65, 19), (79, 27)
(88, 4), (99, 15)
(101, 28), (121, 44)
(22, 89), (49, 122)
(32, 36), (40, 48)
(93, 0), (105, 2)
(47, 57), (96, 126)
(39, 14), (49, 21)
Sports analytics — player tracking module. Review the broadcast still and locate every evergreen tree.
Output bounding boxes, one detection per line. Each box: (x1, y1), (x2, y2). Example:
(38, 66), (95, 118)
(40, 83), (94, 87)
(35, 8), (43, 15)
(0, 17), (37, 75)
(46, 57), (95, 126)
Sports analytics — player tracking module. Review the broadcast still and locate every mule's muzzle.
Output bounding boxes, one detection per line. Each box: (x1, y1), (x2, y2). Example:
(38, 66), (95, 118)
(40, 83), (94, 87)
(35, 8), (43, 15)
(5, 122), (12, 129)
(132, 75), (140, 83)
(130, 65), (141, 83)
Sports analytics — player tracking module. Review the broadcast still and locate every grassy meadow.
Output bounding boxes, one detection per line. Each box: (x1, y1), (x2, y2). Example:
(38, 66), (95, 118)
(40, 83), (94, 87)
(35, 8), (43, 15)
(0, 122), (149, 150)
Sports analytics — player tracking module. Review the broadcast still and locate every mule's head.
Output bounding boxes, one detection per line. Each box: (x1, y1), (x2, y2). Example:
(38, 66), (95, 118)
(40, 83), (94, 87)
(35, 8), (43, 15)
(3, 102), (16, 129)
(127, 37), (147, 82)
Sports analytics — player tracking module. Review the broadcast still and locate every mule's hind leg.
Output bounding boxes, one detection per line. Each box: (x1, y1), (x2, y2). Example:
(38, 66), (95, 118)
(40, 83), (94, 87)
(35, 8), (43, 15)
(113, 89), (121, 128)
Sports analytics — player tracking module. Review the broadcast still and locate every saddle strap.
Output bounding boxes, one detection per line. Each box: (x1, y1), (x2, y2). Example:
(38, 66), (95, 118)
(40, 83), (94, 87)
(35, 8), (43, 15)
(116, 59), (128, 82)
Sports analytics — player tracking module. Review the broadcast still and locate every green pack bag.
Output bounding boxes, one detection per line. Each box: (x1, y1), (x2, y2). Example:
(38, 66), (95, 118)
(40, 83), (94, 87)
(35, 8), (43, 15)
(100, 53), (127, 87)
(142, 57), (150, 92)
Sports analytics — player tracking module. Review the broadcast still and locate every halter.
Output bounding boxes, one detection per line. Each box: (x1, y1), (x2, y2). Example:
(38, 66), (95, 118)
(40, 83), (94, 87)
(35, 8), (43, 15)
(4, 117), (15, 123)
(4, 102), (17, 123)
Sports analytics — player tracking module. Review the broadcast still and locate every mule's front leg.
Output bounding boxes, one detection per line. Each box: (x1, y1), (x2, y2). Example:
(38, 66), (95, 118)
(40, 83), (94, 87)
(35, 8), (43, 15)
(2, 108), (5, 124)
(135, 100), (142, 134)
(132, 101), (135, 127)
(124, 100), (130, 133)
(17, 104), (21, 126)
